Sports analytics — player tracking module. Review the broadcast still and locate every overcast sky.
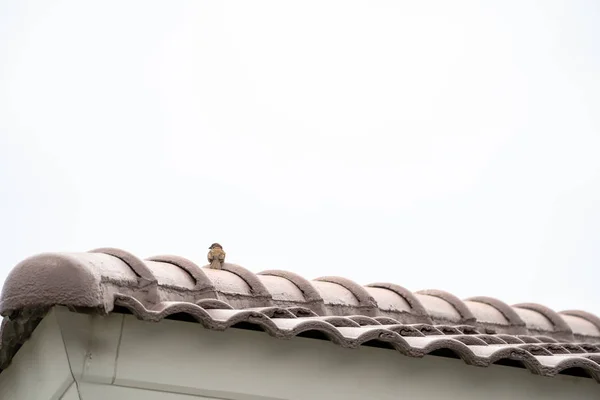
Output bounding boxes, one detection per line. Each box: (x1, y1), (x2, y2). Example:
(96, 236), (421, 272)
(1, 1), (599, 315)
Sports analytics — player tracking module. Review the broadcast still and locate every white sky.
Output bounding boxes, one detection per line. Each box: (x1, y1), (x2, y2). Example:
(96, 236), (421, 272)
(1, 1), (599, 315)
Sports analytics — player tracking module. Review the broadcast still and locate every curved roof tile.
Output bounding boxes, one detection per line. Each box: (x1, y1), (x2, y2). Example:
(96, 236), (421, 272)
(2, 253), (109, 315)
(89, 248), (156, 287)
(513, 303), (573, 342)
(143, 260), (196, 290)
(464, 296), (528, 336)
(218, 263), (272, 299)
(258, 270), (322, 302)
(201, 268), (253, 295)
(256, 275), (307, 302)
(310, 280), (361, 308)
(146, 255), (215, 292)
(2, 249), (597, 344)
(365, 282), (431, 324)
(313, 276), (377, 310)
(465, 296), (526, 326)
(1, 248), (600, 384)
(414, 289), (475, 325)
(560, 310), (600, 339)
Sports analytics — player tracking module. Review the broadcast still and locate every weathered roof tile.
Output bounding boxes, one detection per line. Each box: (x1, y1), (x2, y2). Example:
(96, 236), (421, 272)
(560, 310), (600, 341)
(1, 248), (599, 384)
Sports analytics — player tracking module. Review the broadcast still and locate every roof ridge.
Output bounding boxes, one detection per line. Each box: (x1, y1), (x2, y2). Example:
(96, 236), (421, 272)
(1, 248), (600, 384)
(0, 249), (598, 344)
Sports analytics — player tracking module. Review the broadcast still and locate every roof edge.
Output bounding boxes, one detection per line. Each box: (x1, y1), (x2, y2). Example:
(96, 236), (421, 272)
(0, 253), (105, 316)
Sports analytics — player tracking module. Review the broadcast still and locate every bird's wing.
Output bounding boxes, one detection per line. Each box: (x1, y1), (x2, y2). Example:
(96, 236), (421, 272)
(219, 250), (226, 261)
(207, 251), (214, 262)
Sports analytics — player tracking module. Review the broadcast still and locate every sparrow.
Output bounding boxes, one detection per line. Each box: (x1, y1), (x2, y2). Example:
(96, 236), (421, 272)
(207, 243), (226, 269)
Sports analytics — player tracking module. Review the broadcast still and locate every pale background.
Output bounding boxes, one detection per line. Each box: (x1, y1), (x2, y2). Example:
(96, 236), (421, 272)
(1, 1), (599, 313)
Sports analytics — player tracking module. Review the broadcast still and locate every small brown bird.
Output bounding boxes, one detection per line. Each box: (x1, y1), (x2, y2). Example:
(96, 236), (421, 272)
(207, 243), (226, 269)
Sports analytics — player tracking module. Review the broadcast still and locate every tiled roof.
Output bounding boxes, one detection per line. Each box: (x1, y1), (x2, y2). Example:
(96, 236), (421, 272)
(1, 248), (600, 382)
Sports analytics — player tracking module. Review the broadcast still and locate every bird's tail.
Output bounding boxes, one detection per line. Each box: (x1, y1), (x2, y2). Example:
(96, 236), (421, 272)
(210, 260), (222, 270)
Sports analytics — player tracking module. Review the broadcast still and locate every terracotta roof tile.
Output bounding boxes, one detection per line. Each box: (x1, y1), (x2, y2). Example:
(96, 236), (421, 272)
(1, 248), (600, 384)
